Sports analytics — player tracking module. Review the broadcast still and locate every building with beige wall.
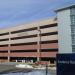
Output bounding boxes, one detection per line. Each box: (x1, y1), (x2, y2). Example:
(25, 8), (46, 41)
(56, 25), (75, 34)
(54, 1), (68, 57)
(0, 18), (58, 63)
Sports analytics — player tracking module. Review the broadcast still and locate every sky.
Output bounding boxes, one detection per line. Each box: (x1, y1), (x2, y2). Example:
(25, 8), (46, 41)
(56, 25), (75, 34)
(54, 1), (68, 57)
(0, 0), (75, 28)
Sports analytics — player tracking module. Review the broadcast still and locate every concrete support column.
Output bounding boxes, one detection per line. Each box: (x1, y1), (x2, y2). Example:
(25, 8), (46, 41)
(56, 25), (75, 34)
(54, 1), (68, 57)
(8, 44), (10, 62)
(37, 26), (41, 62)
(8, 32), (11, 62)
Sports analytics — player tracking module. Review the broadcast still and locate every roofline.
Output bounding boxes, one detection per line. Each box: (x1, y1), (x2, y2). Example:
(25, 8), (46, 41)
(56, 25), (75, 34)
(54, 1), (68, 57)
(55, 4), (75, 12)
(0, 17), (56, 30)
(0, 17), (57, 33)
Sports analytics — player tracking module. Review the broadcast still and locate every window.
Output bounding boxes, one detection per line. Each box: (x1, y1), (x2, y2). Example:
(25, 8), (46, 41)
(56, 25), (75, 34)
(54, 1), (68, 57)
(71, 8), (75, 47)
(72, 45), (75, 52)
(71, 8), (75, 15)
(71, 15), (75, 25)
(40, 24), (57, 29)
(0, 32), (9, 36)
(11, 50), (37, 52)
(11, 42), (37, 46)
(41, 32), (58, 36)
(0, 39), (9, 41)
(11, 35), (37, 40)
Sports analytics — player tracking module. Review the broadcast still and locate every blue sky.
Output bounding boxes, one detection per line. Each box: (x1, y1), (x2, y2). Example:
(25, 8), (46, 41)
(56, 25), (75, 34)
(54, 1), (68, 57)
(0, 0), (75, 28)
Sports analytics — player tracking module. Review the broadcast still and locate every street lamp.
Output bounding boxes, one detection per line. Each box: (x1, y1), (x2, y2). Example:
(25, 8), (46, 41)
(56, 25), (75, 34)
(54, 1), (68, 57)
(38, 28), (48, 75)
(37, 28), (41, 63)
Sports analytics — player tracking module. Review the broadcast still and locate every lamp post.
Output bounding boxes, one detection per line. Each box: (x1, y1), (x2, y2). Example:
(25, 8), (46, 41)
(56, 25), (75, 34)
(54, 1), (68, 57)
(37, 27), (41, 62)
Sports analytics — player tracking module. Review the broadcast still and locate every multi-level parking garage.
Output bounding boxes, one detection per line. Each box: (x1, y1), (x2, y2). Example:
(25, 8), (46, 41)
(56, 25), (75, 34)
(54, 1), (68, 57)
(0, 18), (58, 63)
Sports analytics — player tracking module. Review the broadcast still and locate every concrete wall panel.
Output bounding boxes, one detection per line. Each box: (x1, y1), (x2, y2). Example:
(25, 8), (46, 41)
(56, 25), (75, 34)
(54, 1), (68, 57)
(0, 27), (57, 40)
(10, 52), (57, 57)
(0, 35), (58, 45)
(10, 43), (58, 50)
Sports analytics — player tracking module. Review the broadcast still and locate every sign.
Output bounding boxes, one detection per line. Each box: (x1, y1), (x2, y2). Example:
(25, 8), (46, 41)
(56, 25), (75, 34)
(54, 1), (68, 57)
(57, 53), (75, 75)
